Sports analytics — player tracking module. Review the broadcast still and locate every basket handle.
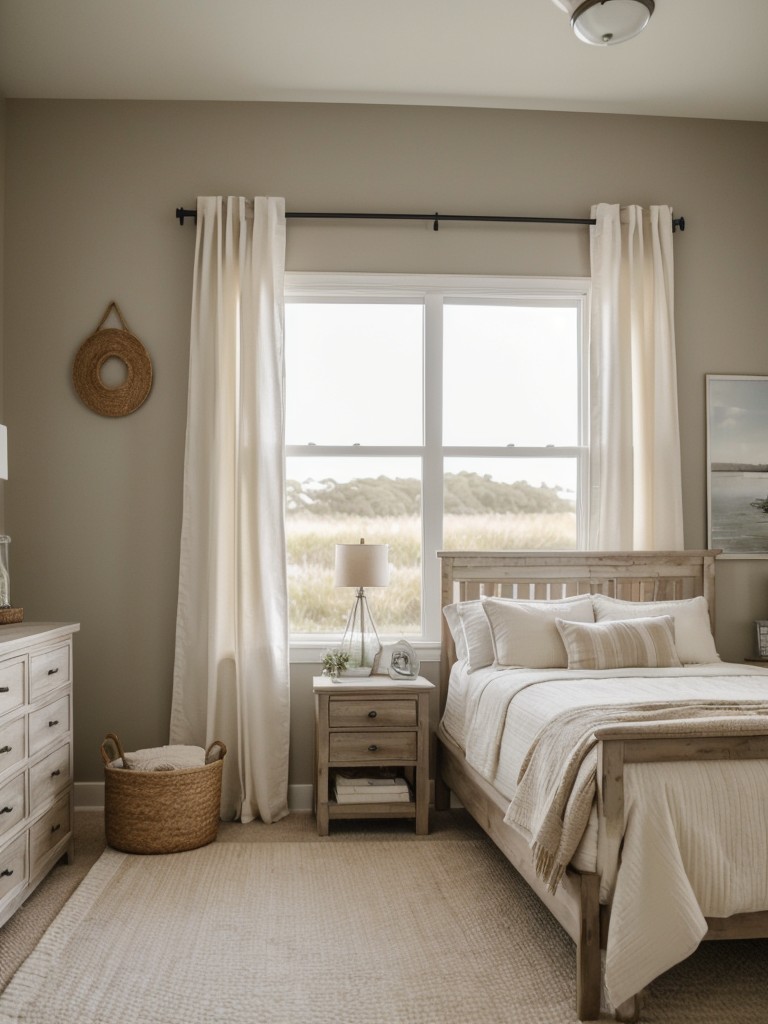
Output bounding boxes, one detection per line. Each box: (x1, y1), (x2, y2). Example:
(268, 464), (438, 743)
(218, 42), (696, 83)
(205, 740), (227, 764)
(100, 732), (126, 767)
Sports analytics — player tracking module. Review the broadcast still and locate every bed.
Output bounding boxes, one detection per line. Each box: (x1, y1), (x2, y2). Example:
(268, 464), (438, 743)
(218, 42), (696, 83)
(435, 550), (768, 1021)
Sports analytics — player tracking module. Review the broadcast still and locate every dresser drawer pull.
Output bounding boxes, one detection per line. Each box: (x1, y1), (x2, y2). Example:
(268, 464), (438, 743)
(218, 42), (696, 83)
(49, 720), (60, 728)
(0, 806), (13, 815)
(50, 823), (61, 834)
(51, 769), (62, 778)
(47, 667), (60, 676)
(367, 710), (377, 718)
(0, 687), (9, 693)
(0, 869), (13, 878)
(0, 745), (11, 754)
(368, 744), (378, 752)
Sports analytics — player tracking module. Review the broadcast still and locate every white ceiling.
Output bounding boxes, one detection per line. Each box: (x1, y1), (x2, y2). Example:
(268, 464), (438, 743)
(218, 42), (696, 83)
(1, 0), (767, 122)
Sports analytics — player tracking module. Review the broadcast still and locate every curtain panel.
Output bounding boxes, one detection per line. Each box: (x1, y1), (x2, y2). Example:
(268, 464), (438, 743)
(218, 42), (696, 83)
(588, 203), (684, 550)
(171, 196), (290, 823)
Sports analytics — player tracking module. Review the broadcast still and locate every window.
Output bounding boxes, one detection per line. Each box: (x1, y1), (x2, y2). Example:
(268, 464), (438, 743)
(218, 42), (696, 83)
(285, 273), (589, 644)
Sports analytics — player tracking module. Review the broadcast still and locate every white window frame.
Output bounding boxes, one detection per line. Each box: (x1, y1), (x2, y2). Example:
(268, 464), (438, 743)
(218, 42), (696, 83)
(285, 272), (590, 662)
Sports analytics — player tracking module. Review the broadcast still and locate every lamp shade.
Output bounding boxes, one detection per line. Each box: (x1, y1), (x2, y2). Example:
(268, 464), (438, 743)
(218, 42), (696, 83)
(552, 0), (654, 46)
(0, 426), (7, 481)
(334, 540), (389, 588)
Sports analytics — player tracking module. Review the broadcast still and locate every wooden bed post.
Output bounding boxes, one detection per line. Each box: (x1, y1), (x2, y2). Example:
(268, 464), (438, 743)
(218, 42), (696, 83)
(576, 872), (602, 1021)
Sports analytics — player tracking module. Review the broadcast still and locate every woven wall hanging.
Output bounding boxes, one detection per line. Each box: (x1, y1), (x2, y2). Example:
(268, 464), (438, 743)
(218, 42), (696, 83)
(73, 302), (153, 417)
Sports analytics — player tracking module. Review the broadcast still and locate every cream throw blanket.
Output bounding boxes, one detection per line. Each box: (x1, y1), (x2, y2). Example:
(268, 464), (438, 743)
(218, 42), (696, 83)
(504, 700), (768, 893)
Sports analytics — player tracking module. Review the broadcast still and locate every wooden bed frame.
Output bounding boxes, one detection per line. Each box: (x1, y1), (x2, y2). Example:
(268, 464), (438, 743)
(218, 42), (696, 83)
(435, 550), (768, 1021)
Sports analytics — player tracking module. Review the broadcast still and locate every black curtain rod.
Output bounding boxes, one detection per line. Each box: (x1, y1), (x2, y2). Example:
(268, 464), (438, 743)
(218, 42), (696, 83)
(175, 206), (686, 233)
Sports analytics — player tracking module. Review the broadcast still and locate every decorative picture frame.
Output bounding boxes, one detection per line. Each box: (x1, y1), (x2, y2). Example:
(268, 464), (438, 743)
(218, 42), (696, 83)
(374, 640), (420, 679)
(706, 374), (768, 558)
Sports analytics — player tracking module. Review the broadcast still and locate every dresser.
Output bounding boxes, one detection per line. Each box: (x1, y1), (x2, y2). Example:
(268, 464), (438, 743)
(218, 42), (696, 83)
(0, 622), (79, 928)
(313, 674), (433, 836)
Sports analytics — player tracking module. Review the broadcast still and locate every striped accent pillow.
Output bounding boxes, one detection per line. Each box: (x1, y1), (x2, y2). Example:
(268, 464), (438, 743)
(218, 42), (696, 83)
(555, 615), (682, 671)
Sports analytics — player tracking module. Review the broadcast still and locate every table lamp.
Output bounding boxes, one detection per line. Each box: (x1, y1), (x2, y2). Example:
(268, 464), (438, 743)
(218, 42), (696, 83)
(334, 538), (389, 676)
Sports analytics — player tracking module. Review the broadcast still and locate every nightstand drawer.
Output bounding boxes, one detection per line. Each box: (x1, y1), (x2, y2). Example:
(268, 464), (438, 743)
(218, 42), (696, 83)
(330, 731), (417, 762)
(329, 698), (417, 729)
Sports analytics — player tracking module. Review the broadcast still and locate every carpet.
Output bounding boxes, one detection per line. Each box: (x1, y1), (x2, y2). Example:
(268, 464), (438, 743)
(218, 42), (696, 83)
(0, 829), (766, 1024)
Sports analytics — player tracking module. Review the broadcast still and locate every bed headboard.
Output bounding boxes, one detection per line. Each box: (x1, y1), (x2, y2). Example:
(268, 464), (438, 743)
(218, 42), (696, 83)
(437, 550), (721, 710)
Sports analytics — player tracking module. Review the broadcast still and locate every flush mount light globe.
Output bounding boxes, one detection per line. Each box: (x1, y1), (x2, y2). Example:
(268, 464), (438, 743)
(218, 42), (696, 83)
(552, 0), (655, 46)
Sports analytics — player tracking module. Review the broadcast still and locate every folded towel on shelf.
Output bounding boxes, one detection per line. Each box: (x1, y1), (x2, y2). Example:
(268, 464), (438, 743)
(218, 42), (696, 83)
(122, 744), (206, 771)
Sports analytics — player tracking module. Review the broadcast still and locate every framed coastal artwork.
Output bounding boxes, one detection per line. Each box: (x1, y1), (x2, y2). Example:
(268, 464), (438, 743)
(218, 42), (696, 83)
(707, 374), (768, 558)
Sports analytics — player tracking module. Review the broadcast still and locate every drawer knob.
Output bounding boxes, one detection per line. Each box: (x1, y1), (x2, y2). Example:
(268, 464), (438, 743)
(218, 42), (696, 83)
(368, 744), (378, 752)
(367, 710), (377, 718)
(51, 769), (62, 778)
(49, 720), (60, 728)
(51, 823), (61, 834)
(0, 745), (11, 754)
(0, 806), (13, 815)
(0, 869), (13, 878)
(0, 686), (9, 693)
(47, 667), (60, 676)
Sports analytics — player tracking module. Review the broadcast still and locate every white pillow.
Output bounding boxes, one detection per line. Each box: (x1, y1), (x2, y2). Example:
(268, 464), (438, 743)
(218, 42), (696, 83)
(442, 601), (495, 671)
(556, 615), (682, 671)
(591, 594), (719, 665)
(457, 601), (496, 672)
(442, 603), (467, 662)
(482, 596), (595, 668)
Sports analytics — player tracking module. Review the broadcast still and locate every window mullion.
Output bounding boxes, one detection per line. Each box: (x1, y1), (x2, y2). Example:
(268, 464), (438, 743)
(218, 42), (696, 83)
(423, 293), (444, 641)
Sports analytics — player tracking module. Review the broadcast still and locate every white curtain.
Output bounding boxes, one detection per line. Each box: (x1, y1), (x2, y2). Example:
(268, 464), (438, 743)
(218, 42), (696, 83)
(171, 196), (290, 824)
(588, 203), (684, 550)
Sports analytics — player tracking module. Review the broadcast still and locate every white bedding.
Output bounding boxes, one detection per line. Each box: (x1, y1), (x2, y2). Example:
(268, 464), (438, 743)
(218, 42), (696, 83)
(440, 660), (768, 1006)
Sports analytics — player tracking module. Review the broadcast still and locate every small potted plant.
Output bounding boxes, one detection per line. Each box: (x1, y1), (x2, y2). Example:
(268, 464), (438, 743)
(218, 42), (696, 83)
(321, 648), (350, 680)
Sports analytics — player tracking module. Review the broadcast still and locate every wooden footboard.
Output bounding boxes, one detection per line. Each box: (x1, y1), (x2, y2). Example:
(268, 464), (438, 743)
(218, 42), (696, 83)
(436, 549), (768, 1021)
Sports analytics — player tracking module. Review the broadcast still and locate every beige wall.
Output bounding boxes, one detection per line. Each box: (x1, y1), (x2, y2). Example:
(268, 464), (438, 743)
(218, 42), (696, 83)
(0, 98), (5, 530)
(3, 100), (768, 789)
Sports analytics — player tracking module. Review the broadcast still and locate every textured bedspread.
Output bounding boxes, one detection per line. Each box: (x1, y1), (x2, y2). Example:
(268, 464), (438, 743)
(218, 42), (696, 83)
(442, 662), (768, 1006)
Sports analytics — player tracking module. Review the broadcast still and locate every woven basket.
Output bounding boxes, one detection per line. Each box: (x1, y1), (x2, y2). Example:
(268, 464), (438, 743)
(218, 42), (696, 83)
(100, 733), (226, 855)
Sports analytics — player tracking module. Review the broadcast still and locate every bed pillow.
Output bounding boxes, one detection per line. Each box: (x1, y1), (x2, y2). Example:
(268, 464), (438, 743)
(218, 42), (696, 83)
(456, 601), (496, 672)
(591, 594), (719, 665)
(555, 615), (682, 671)
(442, 601), (495, 671)
(482, 596), (595, 668)
(442, 603), (468, 663)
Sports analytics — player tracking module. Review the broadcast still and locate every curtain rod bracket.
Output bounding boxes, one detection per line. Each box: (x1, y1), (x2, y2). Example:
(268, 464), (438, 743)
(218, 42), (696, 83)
(433, 212), (439, 232)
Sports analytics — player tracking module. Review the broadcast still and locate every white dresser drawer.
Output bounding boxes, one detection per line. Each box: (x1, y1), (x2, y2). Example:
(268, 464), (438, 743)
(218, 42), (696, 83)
(30, 742), (71, 814)
(29, 694), (70, 756)
(30, 794), (71, 876)
(0, 657), (26, 716)
(0, 771), (26, 840)
(0, 716), (26, 777)
(0, 832), (28, 901)
(30, 642), (72, 702)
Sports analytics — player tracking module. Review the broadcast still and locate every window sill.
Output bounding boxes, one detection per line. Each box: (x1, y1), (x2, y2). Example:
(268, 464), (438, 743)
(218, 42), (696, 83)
(289, 640), (441, 665)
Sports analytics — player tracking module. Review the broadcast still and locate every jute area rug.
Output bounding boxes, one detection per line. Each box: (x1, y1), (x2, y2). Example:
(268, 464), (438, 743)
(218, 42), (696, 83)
(0, 813), (766, 1024)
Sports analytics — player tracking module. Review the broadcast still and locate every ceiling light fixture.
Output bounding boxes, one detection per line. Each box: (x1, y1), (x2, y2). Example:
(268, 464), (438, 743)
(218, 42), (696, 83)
(552, 0), (655, 46)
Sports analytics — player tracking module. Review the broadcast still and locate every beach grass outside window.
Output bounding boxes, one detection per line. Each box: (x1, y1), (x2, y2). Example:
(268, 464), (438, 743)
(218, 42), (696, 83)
(285, 273), (589, 644)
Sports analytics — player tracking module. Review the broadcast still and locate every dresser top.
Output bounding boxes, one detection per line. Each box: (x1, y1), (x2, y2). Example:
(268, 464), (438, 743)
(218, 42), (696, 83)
(0, 622), (80, 655)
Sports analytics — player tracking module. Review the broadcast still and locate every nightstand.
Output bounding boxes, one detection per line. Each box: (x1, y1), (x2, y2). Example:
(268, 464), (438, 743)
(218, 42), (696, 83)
(313, 674), (434, 836)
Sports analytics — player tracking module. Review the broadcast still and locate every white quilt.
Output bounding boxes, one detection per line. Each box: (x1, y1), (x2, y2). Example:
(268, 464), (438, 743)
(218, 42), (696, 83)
(441, 661), (768, 1007)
